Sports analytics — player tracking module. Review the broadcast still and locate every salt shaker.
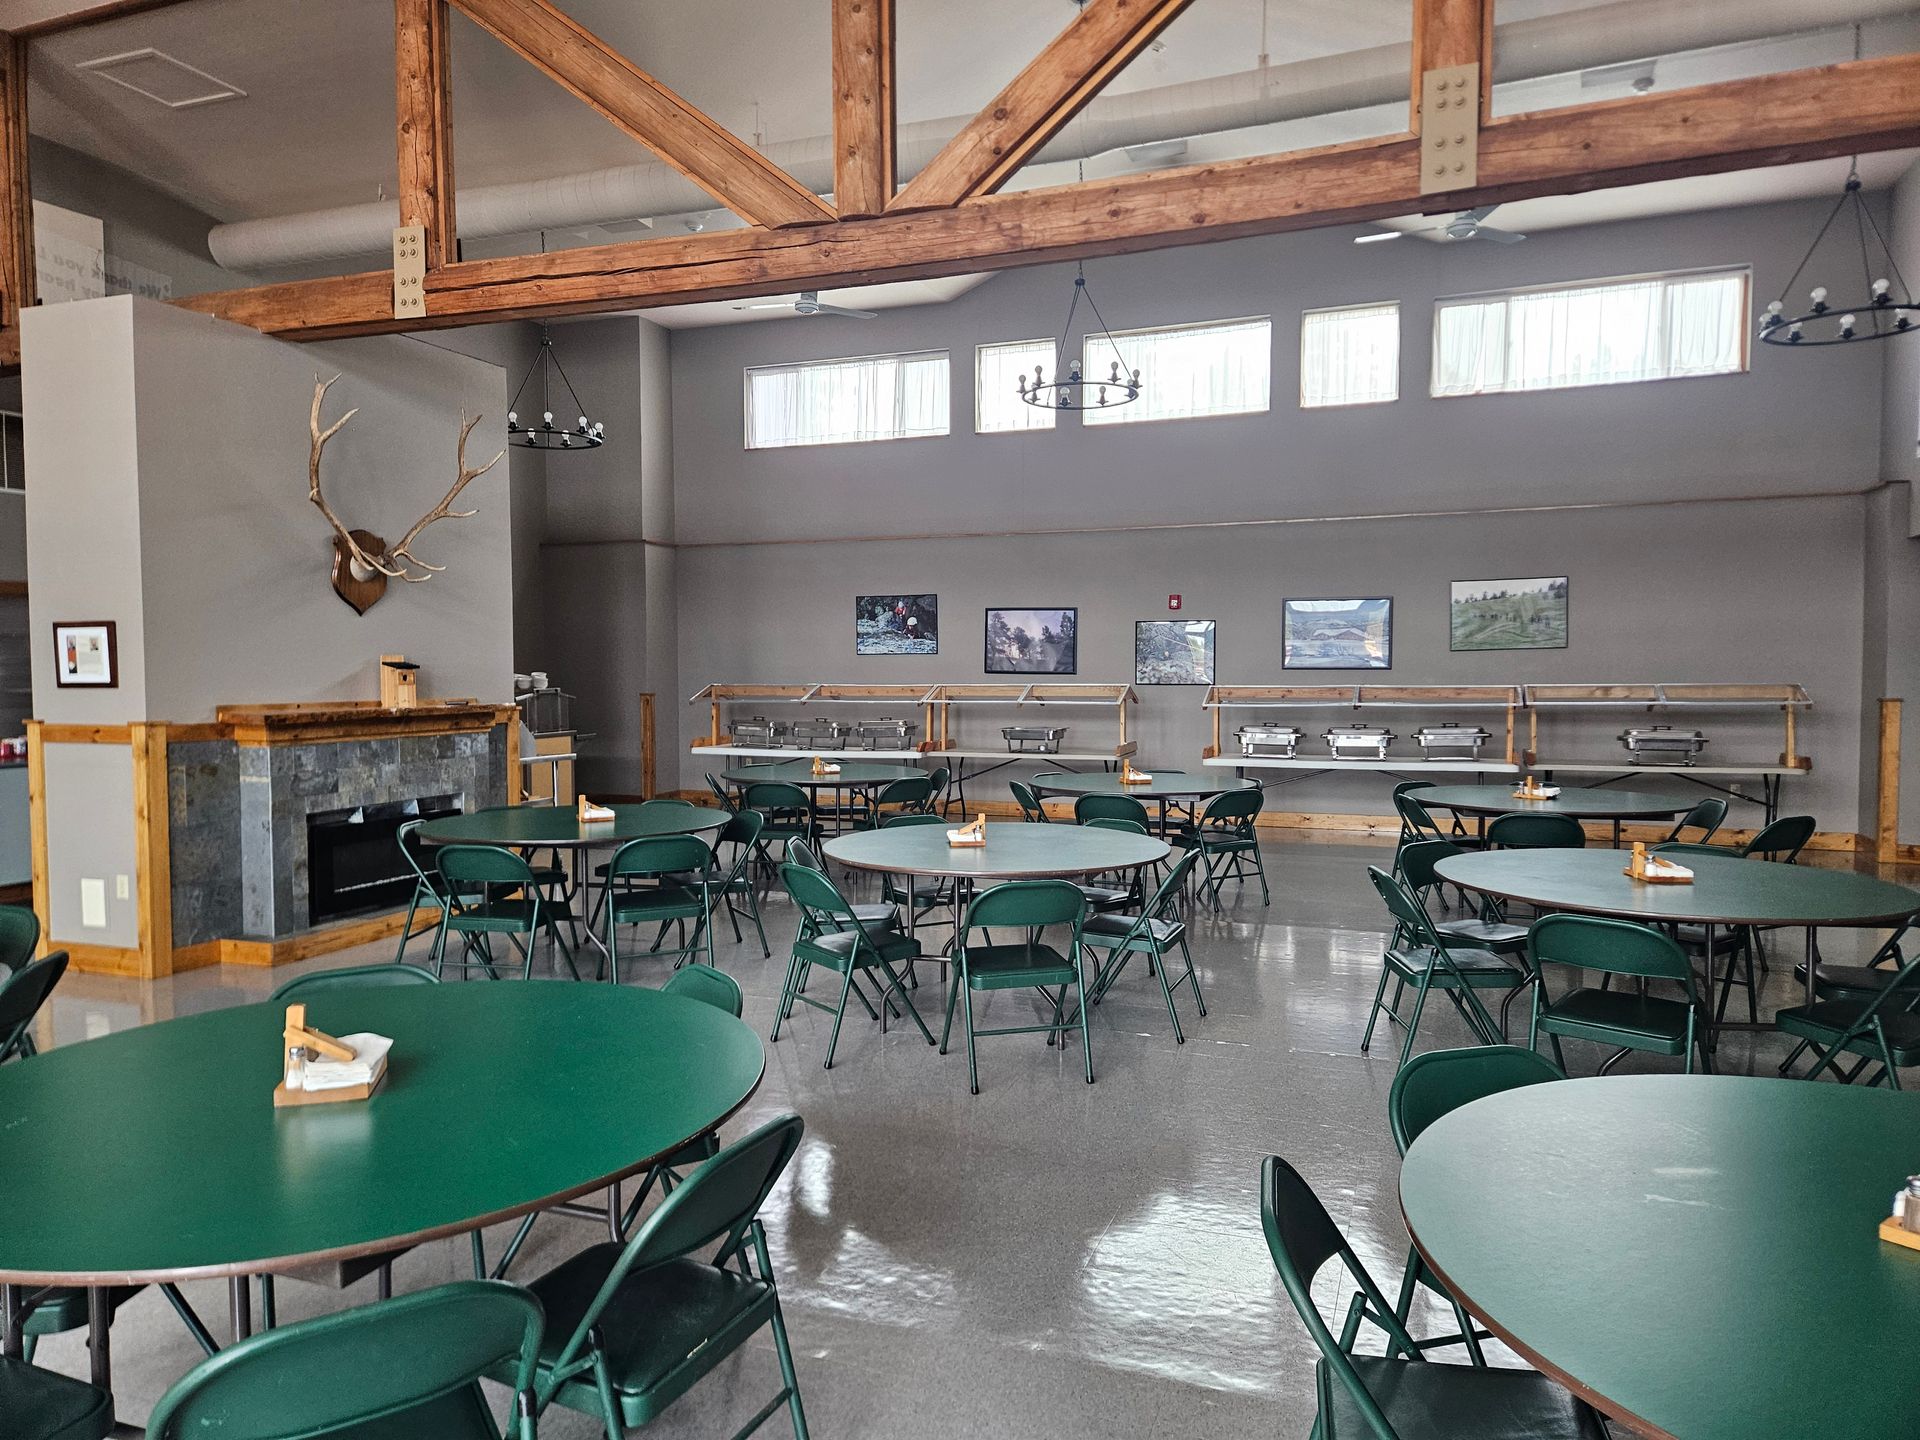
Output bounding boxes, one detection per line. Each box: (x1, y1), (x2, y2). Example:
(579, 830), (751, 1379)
(1906, 1176), (1920, 1233)
(285, 1044), (308, 1093)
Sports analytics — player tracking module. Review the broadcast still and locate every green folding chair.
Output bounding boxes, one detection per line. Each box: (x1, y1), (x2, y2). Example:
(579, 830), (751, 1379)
(0, 952), (64, 1065)
(744, 782), (817, 886)
(507, 1114), (810, 1440)
(1528, 913), (1709, 1074)
(1778, 946), (1920, 1088)
(1384, 1047), (1564, 1365)
(393, 818), (453, 964)
(1485, 811), (1585, 850)
(1081, 847), (1205, 1043)
(774, 862), (932, 1068)
(704, 808), (770, 958)
(148, 1280), (544, 1440)
(1361, 867), (1527, 1071)
(1779, 920), (1915, 1073)
(858, 775), (932, 829)
(925, 765), (952, 815)
(942, 879), (1092, 1094)
(1396, 840), (1528, 960)
(434, 844), (577, 981)
(1009, 780), (1052, 823)
(1660, 798), (1727, 845)
(0, 1357), (112, 1440)
(1261, 1154), (1607, 1440)
(1174, 786), (1270, 910)
(786, 837), (900, 935)
(1074, 792), (1150, 828)
(0, 903), (38, 979)
(599, 835), (716, 982)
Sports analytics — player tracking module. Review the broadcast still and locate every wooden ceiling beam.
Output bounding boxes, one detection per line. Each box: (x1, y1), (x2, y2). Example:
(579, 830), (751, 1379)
(0, 33), (34, 368)
(395, 0), (457, 269)
(889, 0), (1196, 213)
(831, 0), (895, 219)
(176, 52), (1920, 341)
(445, 0), (833, 229)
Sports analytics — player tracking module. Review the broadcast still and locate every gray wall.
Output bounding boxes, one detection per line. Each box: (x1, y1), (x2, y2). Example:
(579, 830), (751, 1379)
(668, 196), (1887, 830)
(28, 136), (229, 301)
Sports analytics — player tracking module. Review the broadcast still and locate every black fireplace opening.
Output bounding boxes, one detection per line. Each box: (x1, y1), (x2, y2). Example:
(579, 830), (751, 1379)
(307, 794), (463, 925)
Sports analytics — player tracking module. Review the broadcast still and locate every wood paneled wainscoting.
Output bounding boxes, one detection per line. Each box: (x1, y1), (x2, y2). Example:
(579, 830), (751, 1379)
(28, 702), (519, 979)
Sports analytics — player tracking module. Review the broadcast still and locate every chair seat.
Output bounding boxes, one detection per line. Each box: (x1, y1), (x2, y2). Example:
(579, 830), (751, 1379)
(1793, 961), (1909, 1000)
(1328, 1356), (1606, 1440)
(1383, 945), (1524, 989)
(0, 1356), (114, 1440)
(797, 927), (921, 972)
(1673, 922), (1750, 954)
(528, 865), (567, 888)
(608, 883), (706, 924)
(1074, 884), (1133, 912)
(1777, 1001), (1920, 1063)
(1537, 987), (1695, 1052)
(445, 901), (537, 932)
(19, 1286), (142, 1340)
(1433, 916), (1528, 952)
(519, 1247), (777, 1429)
(962, 942), (1080, 990)
(1081, 911), (1181, 949)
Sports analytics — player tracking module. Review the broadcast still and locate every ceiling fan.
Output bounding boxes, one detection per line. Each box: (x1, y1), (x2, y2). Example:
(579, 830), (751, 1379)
(731, 290), (878, 319)
(1354, 205), (1528, 246)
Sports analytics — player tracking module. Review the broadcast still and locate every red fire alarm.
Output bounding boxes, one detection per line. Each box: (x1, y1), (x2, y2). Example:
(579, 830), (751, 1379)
(1168, 594), (1182, 611)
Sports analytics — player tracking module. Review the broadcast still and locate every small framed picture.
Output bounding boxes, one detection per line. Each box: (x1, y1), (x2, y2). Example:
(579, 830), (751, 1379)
(1282, 598), (1392, 670)
(1450, 576), (1568, 651)
(53, 621), (118, 688)
(1135, 619), (1215, 686)
(855, 594), (939, 656)
(985, 607), (1078, 675)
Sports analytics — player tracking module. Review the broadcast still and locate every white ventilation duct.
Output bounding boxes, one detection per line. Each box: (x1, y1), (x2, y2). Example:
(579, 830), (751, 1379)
(206, 0), (1911, 272)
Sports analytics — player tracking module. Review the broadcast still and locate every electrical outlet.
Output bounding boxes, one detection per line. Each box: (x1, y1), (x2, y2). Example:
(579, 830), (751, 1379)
(115, 874), (130, 900)
(80, 877), (107, 929)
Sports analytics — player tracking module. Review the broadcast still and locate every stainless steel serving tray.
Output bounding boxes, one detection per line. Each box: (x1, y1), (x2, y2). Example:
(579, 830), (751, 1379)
(1618, 725), (1707, 765)
(1237, 724), (1303, 757)
(1414, 723), (1491, 757)
(1003, 725), (1068, 754)
(1323, 725), (1395, 759)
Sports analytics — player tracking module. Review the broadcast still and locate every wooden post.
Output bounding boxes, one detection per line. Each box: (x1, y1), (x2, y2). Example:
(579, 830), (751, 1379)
(504, 713), (522, 804)
(395, 0), (458, 269)
(1782, 702), (1801, 768)
(130, 722), (173, 980)
(1503, 702), (1515, 767)
(0, 34), (33, 366)
(24, 718), (47, 953)
(708, 698), (721, 748)
(830, 0), (894, 218)
(1526, 708), (1538, 766)
(639, 692), (656, 799)
(1209, 704), (1221, 760)
(1878, 697), (1902, 864)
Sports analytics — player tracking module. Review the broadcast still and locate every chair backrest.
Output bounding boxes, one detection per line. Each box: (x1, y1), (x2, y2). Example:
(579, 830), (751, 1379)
(1387, 1045), (1564, 1157)
(547, 1115), (804, 1376)
(926, 766), (951, 808)
(662, 962), (744, 1017)
(146, 1279), (543, 1440)
(779, 861), (872, 941)
(720, 806), (764, 851)
(1392, 790), (1444, 841)
(1008, 781), (1049, 823)
(1742, 814), (1814, 863)
(0, 904), (39, 972)
(270, 963), (438, 1003)
(1365, 866), (1441, 952)
(1139, 846), (1202, 920)
(1649, 841), (1730, 860)
(881, 812), (947, 830)
(606, 833), (715, 880)
(1391, 780), (1435, 799)
(1664, 797), (1727, 844)
(435, 843), (535, 889)
(1075, 792), (1149, 827)
(641, 797), (698, 813)
(1529, 913), (1693, 990)
(873, 776), (932, 810)
(705, 773), (737, 811)
(1395, 838), (1465, 896)
(0, 952), (66, 1062)
(1199, 786), (1263, 826)
(1084, 817), (1149, 836)
(784, 836), (824, 872)
(743, 782), (812, 814)
(396, 818), (442, 895)
(962, 878), (1086, 934)
(1261, 1155), (1414, 1440)
(1486, 811), (1585, 850)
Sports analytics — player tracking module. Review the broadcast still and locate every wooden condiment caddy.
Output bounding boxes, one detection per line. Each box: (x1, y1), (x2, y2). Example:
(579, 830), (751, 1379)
(1879, 1217), (1920, 1253)
(1119, 759), (1152, 785)
(1624, 841), (1693, 885)
(274, 1004), (384, 1108)
(1511, 774), (1552, 801)
(810, 755), (841, 776)
(948, 814), (987, 847)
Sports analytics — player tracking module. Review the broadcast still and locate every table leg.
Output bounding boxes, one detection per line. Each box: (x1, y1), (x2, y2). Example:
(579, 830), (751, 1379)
(87, 1286), (111, 1390)
(1611, 818), (1622, 848)
(228, 1275), (252, 1344)
(2, 1283), (21, 1360)
(1805, 926), (1819, 1008)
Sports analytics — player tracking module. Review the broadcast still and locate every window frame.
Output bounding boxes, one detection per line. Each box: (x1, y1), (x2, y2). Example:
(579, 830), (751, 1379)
(1298, 299), (1401, 410)
(742, 347), (952, 451)
(1079, 314), (1274, 428)
(974, 337), (1058, 436)
(1429, 265), (1751, 400)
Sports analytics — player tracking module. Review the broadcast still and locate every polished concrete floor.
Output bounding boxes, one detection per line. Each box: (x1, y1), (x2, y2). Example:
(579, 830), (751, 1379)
(25, 836), (1903, 1437)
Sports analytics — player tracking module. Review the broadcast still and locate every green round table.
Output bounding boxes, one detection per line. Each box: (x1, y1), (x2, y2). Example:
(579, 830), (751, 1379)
(1416, 784), (1685, 846)
(0, 983), (762, 1379)
(417, 803), (729, 848)
(823, 820), (1167, 883)
(722, 760), (924, 790)
(1401, 1075), (1920, 1440)
(1434, 848), (1920, 1011)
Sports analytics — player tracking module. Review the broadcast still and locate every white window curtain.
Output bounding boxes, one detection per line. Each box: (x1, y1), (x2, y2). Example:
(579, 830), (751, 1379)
(745, 350), (950, 449)
(976, 339), (1056, 433)
(1433, 269), (1746, 397)
(1082, 317), (1271, 426)
(1300, 303), (1400, 408)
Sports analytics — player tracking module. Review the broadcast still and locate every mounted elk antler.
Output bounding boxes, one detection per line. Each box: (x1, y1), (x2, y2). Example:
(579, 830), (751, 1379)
(308, 374), (506, 614)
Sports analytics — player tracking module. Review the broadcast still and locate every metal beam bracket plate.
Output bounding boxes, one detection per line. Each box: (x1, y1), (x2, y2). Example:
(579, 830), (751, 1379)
(1420, 64), (1479, 193)
(392, 225), (426, 320)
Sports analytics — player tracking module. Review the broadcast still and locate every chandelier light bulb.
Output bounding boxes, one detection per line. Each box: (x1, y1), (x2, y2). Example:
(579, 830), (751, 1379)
(1874, 277), (1891, 295)
(543, 410), (554, 424)
(1766, 300), (1783, 314)
(1811, 286), (1827, 303)
(508, 410), (518, 424)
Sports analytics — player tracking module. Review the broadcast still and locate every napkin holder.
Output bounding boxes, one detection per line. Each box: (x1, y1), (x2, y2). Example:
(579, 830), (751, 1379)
(1624, 841), (1693, 885)
(1511, 775), (1561, 801)
(1119, 760), (1154, 785)
(578, 794), (616, 823)
(274, 1004), (387, 1108)
(947, 814), (987, 847)
(1880, 1217), (1920, 1252)
(810, 756), (842, 776)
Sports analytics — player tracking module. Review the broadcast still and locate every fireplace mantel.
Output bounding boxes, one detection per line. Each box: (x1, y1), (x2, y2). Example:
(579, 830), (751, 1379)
(215, 701), (518, 747)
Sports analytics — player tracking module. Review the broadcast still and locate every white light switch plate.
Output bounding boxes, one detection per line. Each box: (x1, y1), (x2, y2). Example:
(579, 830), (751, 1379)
(80, 877), (107, 929)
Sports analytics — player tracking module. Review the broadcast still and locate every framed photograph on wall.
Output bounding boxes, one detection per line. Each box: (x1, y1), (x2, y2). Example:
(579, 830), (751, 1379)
(1135, 619), (1215, 685)
(855, 594), (939, 655)
(1282, 598), (1392, 670)
(1449, 576), (1568, 651)
(985, 607), (1078, 675)
(52, 620), (118, 688)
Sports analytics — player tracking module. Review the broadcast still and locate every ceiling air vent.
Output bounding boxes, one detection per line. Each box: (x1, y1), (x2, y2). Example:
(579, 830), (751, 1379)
(76, 49), (247, 110)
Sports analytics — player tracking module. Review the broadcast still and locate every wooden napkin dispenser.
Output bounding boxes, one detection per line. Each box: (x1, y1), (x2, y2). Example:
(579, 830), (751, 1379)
(948, 814), (987, 847)
(274, 1004), (388, 1108)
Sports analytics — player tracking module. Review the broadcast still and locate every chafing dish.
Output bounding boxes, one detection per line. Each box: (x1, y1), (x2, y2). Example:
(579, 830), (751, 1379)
(1323, 725), (1395, 760)
(1003, 725), (1069, 754)
(787, 718), (849, 751)
(851, 717), (918, 750)
(728, 716), (788, 747)
(1618, 725), (1707, 765)
(1414, 723), (1491, 760)
(1236, 723), (1303, 758)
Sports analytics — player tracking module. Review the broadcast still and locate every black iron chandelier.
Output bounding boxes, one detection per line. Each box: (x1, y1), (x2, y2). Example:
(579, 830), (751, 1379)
(506, 329), (606, 449)
(1759, 162), (1920, 348)
(1017, 265), (1144, 412)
